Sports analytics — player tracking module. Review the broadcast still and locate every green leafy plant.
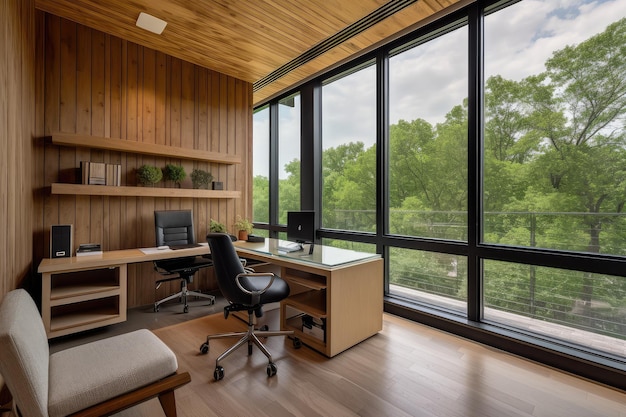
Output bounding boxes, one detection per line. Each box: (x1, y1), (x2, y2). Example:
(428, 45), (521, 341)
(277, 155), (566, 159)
(163, 164), (186, 187)
(234, 216), (254, 233)
(191, 169), (213, 189)
(136, 164), (163, 187)
(210, 218), (227, 233)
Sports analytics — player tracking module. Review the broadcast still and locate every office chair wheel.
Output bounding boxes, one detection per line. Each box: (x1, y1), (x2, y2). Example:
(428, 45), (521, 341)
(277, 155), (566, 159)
(153, 304), (159, 313)
(266, 362), (277, 377)
(293, 337), (302, 349)
(200, 342), (209, 354)
(183, 305), (189, 313)
(214, 366), (224, 381)
(260, 324), (269, 331)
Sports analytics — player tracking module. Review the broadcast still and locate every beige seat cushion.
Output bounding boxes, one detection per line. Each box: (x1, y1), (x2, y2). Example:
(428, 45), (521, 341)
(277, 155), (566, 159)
(48, 329), (178, 417)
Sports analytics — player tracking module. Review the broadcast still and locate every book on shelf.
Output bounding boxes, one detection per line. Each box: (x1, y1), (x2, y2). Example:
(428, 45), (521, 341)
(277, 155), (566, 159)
(81, 161), (121, 186)
(105, 164), (121, 186)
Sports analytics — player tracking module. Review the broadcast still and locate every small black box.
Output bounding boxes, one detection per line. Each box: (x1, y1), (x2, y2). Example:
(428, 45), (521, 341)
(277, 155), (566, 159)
(212, 181), (223, 190)
(51, 224), (73, 258)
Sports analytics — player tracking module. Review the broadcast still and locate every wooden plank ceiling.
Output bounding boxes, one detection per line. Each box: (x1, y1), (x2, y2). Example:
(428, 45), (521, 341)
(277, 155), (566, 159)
(35, 0), (464, 105)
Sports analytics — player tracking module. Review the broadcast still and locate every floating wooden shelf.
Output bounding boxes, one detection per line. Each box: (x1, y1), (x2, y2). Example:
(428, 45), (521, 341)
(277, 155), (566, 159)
(51, 183), (241, 199)
(50, 133), (241, 165)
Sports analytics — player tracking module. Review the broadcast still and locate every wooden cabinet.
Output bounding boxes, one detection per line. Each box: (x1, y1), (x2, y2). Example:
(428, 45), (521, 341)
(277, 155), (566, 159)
(38, 245), (210, 338)
(48, 133), (241, 199)
(279, 258), (383, 357)
(234, 240), (383, 357)
(41, 264), (127, 338)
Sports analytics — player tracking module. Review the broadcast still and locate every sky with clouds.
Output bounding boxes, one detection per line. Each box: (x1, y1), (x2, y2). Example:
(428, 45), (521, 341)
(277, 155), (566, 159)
(254, 0), (626, 178)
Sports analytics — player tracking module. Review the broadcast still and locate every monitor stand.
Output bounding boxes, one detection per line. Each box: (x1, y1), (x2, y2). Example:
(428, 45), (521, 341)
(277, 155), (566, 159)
(295, 242), (314, 256)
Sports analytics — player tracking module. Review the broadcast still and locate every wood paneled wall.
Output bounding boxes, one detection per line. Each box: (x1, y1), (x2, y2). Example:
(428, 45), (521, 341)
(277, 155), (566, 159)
(34, 14), (253, 307)
(0, 0), (37, 301)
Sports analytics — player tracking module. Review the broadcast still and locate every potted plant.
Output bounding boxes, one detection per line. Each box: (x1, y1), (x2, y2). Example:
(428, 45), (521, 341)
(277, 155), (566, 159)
(163, 164), (186, 188)
(209, 218), (227, 233)
(191, 169), (213, 189)
(136, 164), (163, 187)
(234, 216), (254, 241)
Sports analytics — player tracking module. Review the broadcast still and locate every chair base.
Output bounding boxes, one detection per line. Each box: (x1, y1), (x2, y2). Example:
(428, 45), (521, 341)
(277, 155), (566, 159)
(154, 277), (215, 313)
(200, 309), (294, 380)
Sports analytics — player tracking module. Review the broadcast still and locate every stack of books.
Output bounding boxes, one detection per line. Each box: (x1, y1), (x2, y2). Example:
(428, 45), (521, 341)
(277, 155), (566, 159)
(76, 243), (102, 257)
(81, 161), (121, 186)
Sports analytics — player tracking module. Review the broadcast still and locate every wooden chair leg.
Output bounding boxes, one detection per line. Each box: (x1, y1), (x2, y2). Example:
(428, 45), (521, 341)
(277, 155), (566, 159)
(158, 390), (177, 417)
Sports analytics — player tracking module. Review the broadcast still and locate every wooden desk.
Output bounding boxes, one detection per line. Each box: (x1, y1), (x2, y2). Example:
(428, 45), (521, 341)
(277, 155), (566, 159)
(37, 245), (209, 338)
(234, 239), (383, 357)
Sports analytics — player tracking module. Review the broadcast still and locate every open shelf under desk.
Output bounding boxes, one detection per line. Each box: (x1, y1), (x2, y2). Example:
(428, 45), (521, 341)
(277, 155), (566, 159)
(282, 290), (326, 318)
(283, 274), (326, 291)
(50, 286), (121, 305)
(284, 320), (327, 353)
(50, 311), (123, 334)
(49, 295), (125, 337)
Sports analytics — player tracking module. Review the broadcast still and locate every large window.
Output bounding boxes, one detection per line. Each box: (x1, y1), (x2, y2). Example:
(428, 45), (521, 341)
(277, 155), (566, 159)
(387, 24), (468, 310)
(484, 261), (626, 358)
(483, 1), (626, 256)
(278, 94), (301, 224)
(482, 0), (626, 355)
(253, 0), (626, 387)
(252, 105), (270, 224)
(321, 63), (377, 232)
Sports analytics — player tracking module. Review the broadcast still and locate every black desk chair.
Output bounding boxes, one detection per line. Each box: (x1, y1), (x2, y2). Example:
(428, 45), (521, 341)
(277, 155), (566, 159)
(153, 210), (214, 313)
(201, 233), (298, 380)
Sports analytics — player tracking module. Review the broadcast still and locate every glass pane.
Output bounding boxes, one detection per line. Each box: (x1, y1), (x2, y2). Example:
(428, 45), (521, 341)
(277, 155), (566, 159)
(388, 25), (468, 241)
(252, 105), (270, 224)
(483, 1), (626, 255)
(278, 94), (301, 224)
(484, 260), (626, 357)
(321, 63), (377, 232)
(320, 238), (376, 254)
(389, 248), (467, 315)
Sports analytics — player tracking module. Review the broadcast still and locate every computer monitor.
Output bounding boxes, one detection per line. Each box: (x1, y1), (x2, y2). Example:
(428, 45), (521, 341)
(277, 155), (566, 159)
(287, 211), (316, 253)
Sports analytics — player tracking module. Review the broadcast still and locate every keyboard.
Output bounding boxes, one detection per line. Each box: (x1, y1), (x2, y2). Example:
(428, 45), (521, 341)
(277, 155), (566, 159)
(168, 243), (202, 250)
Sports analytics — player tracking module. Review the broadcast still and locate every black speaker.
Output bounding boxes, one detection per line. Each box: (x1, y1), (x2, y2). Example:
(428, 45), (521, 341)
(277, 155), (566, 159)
(51, 224), (73, 258)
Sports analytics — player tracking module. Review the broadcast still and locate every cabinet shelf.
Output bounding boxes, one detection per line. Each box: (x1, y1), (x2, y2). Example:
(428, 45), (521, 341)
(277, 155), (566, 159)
(283, 290), (326, 318)
(50, 133), (241, 165)
(50, 310), (121, 333)
(51, 183), (241, 199)
(50, 286), (121, 306)
(49, 294), (123, 335)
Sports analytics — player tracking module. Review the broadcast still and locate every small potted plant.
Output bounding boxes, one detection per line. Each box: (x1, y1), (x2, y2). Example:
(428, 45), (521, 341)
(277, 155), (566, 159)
(163, 164), (186, 188)
(210, 218), (227, 233)
(234, 216), (254, 241)
(136, 164), (162, 187)
(191, 169), (213, 189)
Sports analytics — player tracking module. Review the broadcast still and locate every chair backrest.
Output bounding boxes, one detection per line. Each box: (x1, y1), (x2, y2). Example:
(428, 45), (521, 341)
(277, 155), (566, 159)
(0, 289), (50, 417)
(206, 233), (250, 305)
(155, 210), (196, 246)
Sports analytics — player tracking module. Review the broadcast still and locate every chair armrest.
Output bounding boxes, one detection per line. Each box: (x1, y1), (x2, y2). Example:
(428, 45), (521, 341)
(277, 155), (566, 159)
(234, 272), (276, 305)
(68, 371), (191, 417)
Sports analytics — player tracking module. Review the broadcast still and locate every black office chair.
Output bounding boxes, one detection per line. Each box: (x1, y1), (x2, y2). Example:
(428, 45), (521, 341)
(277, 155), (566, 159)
(201, 233), (298, 380)
(153, 210), (214, 313)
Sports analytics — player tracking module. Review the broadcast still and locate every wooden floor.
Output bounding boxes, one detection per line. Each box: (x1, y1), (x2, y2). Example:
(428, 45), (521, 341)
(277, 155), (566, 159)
(104, 308), (626, 417)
